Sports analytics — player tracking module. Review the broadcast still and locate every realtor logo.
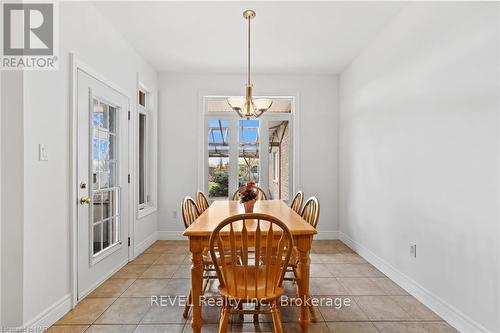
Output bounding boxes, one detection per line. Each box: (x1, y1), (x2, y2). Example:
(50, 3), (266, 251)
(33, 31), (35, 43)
(2, 2), (58, 70)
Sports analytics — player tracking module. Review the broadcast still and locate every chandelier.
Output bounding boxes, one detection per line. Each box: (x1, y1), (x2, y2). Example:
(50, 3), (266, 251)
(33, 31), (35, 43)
(227, 10), (272, 119)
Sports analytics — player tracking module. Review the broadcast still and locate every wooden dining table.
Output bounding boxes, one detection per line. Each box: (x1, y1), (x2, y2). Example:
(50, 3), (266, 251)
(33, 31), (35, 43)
(183, 199), (317, 333)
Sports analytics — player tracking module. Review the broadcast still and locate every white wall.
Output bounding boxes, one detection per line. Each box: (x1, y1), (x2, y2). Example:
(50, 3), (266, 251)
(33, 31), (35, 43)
(1, 72), (24, 326)
(19, 2), (158, 326)
(339, 3), (498, 332)
(158, 74), (338, 238)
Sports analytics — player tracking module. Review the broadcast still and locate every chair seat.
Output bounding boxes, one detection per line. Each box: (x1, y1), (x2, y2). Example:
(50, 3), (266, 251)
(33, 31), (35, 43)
(218, 265), (284, 301)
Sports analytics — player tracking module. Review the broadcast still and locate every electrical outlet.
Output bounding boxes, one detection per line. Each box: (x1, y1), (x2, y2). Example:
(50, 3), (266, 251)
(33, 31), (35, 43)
(172, 210), (178, 219)
(410, 243), (417, 258)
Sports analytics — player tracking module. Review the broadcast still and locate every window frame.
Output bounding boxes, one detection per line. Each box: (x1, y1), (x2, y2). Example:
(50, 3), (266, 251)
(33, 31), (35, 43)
(201, 96), (296, 202)
(272, 150), (279, 183)
(136, 82), (157, 218)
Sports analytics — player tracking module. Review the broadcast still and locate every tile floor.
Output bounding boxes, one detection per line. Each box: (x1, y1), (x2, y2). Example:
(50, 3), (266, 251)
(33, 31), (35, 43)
(49, 240), (457, 333)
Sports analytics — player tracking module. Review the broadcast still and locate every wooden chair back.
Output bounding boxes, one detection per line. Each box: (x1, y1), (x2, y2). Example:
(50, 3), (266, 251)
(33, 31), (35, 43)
(182, 196), (200, 229)
(209, 213), (293, 300)
(290, 190), (304, 214)
(300, 197), (320, 228)
(196, 191), (210, 213)
(232, 186), (268, 201)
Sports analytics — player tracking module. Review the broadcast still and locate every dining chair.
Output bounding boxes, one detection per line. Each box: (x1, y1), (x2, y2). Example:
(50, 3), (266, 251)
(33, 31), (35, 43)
(182, 196), (200, 228)
(231, 185), (268, 201)
(290, 190), (304, 214)
(181, 196), (215, 318)
(287, 196), (320, 320)
(300, 197), (320, 228)
(196, 191), (210, 213)
(209, 213), (293, 333)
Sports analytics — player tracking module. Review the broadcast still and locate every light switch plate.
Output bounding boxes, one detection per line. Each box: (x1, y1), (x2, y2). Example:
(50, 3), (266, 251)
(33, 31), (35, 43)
(39, 144), (48, 161)
(410, 242), (417, 258)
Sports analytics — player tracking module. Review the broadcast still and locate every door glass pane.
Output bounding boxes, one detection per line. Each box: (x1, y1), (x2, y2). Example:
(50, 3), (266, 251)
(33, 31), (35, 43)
(91, 97), (121, 257)
(268, 120), (290, 200)
(102, 220), (111, 251)
(238, 119), (260, 187)
(208, 119), (229, 199)
(93, 223), (102, 255)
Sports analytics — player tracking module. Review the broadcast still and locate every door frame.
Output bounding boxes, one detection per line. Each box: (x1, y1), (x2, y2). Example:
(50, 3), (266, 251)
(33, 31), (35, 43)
(69, 53), (133, 307)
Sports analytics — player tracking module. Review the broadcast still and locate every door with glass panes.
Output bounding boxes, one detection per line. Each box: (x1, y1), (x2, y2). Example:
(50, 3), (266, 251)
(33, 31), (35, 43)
(77, 69), (129, 299)
(205, 97), (293, 202)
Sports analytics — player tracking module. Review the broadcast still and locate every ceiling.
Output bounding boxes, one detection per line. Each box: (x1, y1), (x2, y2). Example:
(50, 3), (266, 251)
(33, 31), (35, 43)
(92, 1), (406, 74)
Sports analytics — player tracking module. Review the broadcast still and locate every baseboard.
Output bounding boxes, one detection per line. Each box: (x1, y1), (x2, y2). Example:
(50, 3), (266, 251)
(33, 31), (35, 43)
(339, 232), (490, 333)
(134, 231), (158, 257)
(24, 294), (71, 329)
(158, 230), (185, 240)
(314, 230), (339, 240)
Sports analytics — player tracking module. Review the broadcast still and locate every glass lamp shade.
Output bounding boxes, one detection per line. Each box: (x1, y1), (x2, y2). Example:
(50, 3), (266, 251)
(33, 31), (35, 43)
(253, 98), (273, 112)
(227, 97), (272, 118)
(227, 97), (246, 111)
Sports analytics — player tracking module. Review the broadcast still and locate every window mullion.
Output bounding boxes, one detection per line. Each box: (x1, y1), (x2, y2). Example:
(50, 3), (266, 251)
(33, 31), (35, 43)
(228, 119), (239, 196)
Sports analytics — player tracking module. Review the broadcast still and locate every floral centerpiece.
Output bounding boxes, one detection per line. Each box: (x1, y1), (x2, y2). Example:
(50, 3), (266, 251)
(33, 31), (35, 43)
(239, 181), (258, 213)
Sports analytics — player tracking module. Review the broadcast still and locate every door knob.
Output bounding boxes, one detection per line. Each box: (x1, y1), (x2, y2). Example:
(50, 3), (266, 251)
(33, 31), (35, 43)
(80, 196), (91, 205)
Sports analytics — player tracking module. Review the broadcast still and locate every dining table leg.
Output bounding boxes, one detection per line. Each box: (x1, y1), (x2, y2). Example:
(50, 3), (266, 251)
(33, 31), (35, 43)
(296, 236), (312, 333)
(190, 240), (204, 333)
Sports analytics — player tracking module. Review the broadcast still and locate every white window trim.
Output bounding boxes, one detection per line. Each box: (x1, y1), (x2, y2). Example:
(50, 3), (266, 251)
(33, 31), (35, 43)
(200, 95), (298, 203)
(136, 81), (157, 219)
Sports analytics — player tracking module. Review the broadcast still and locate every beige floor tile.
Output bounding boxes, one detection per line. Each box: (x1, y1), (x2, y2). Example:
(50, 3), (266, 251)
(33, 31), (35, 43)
(279, 304), (302, 323)
(354, 296), (412, 321)
(154, 253), (188, 265)
(326, 264), (384, 278)
(122, 279), (170, 297)
(310, 263), (334, 277)
(144, 242), (171, 253)
(282, 322), (330, 333)
(335, 243), (356, 254)
(85, 325), (137, 333)
(163, 278), (191, 297)
(88, 278), (136, 298)
(113, 265), (150, 278)
(370, 277), (408, 295)
(310, 253), (323, 263)
(327, 322), (379, 333)
(172, 265), (192, 278)
(421, 322), (459, 333)
(134, 324), (185, 333)
(230, 322), (274, 332)
(56, 298), (115, 325)
(95, 298), (152, 324)
(140, 265), (178, 278)
(46, 325), (89, 333)
(374, 322), (427, 333)
(391, 296), (442, 320)
(316, 253), (367, 264)
(141, 303), (188, 324)
(337, 277), (386, 295)
(310, 278), (349, 295)
(318, 296), (368, 321)
(164, 247), (190, 256)
(131, 253), (162, 265)
(182, 324), (219, 332)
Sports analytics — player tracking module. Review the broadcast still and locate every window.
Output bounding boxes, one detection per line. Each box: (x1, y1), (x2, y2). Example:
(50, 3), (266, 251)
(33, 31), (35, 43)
(272, 151), (279, 183)
(204, 97), (294, 201)
(137, 85), (156, 216)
